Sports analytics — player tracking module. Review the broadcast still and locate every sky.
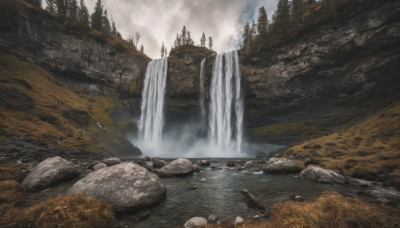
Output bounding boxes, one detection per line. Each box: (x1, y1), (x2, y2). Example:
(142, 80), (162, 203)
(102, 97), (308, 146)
(48, 0), (279, 59)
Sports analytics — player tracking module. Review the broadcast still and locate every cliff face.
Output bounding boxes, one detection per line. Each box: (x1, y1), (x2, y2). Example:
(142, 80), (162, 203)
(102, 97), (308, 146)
(0, 0), (146, 157)
(240, 0), (400, 144)
(164, 45), (215, 128)
(0, 0), (150, 96)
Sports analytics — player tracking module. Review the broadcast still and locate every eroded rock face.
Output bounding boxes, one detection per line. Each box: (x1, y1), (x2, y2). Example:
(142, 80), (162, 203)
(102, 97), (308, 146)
(263, 158), (303, 174)
(22, 156), (79, 191)
(154, 158), (193, 177)
(0, 3), (150, 96)
(67, 162), (166, 212)
(299, 166), (346, 184)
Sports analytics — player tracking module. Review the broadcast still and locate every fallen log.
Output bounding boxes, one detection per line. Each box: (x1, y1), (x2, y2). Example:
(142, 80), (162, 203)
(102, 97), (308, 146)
(240, 189), (266, 210)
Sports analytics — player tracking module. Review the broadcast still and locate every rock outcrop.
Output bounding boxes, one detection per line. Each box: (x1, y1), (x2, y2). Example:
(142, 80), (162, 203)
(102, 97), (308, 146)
(241, 1), (400, 144)
(22, 156), (79, 191)
(299, 166), (346, 184)
(263, 158), (303, 174)
(0, 0), (150, 96)
(154, 158), (194, 177)
(67, 162), (166, 212)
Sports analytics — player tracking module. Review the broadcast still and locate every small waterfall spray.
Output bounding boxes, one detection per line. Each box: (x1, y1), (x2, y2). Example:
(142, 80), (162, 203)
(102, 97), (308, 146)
(208, 50), (243, 152)
(138, 58), (168, 145)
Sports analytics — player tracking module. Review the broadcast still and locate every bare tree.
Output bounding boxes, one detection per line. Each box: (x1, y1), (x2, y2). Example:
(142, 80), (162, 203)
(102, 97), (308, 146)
(135, 32), (141, 47)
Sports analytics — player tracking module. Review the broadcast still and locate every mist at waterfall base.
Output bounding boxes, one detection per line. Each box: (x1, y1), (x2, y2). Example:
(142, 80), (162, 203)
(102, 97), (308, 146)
(131, 51), (283, 158)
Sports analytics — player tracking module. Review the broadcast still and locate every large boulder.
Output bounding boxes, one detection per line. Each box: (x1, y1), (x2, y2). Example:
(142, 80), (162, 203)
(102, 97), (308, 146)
(67, 162), (166, 212)
(299, 166), (346, 184)
(184, 217), (207, 228)
(154, 158), (193, 177)
(263, 158), (302, 174)
(22, 156), (79, 191)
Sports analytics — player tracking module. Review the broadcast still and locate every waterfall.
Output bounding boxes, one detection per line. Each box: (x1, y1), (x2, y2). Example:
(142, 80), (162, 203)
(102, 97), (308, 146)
(208, 50), (243, 152)
(199, 58), (206, 127)
(138, 58), (168, 145)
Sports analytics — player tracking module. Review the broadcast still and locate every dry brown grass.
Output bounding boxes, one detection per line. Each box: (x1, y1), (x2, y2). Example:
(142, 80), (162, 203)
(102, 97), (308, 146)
(1, 194), (114, 228)
(210, 192), (399, 228)
(0, 53), (134, 154)
(285, 103), (400, 184)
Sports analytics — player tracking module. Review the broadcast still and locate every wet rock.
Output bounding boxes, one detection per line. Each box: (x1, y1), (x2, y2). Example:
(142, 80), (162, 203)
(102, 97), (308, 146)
(22, 156), (79, 191)
(299, 166), (346, 184)
(184, 217), (207, 228)
(235, 216), (244, 225)
(193, 164), (200, 173)
(194, 160), (210, 167)
(144, 163), (153, 171)
(289, 193), (304, 202)
(207, 214), (218, 224)
(154, 158), (193, 178)
(93, 162), (107, 170)
(244, 160), (258, 168)
(199, 178), (206, 182)
(152, 158), (167, 169)
(226, 161), (236, 167)
(263, 158), (302, 174)
(67, 162), (166, 212)
(143, 157), (151, 161)
(368, 187), (400, 200)
(102, 157), (121, 166)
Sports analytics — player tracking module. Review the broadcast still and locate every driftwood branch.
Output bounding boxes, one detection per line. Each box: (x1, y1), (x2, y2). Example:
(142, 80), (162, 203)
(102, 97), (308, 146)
(240, 189), (266, 210)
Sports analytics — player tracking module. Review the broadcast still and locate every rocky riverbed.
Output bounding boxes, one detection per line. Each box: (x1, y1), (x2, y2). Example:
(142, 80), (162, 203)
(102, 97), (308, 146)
(5, 155), (399, 227)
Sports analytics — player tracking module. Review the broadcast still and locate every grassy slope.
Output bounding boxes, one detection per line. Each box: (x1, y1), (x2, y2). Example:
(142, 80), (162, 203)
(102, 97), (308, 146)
(285, 103), (400, 184)
(0, 53), (136, 155)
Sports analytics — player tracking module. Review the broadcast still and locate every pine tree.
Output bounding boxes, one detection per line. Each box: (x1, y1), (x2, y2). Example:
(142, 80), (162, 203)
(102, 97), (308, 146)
(257, 7), (269, 40)
(56, 0), (67, 16)
(68, 0), (78, 20)
(174, 34), (182, 47)
(102, 10), (111, 34)
(78, 0), (89, 26)
(164, 47), (168, 57)
(292, 0), (305, 26)
(242, 21), (250, 49)
(90, 0), (103, 32)
(111, 21), (117, 37)
(187, 31), (194, 45)
(181, 26), (187, 45)
(208, 37), (213, 50)
(140, 45), (144, 53)
(273, 0), (290, 29)
(251, 19), (257, 47)
(200, 32), (206, 47)
(161, 42), (165, 57)
(46, 0), (55, 13)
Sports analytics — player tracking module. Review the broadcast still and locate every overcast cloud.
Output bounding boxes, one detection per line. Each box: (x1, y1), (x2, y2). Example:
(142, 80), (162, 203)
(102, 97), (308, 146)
(79, 0), (278, 59)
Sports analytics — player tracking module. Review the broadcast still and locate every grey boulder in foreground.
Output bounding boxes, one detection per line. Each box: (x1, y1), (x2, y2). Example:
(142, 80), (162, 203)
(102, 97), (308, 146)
(22, 156), (79, 191)
(67, 162), (166, 212)
(299, 166), (346, 184)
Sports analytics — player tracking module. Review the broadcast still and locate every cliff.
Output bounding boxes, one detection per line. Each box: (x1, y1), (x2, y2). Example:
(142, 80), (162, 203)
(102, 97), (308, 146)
(0, 0), (147, 157)
(241, 0), (400, 144)
(0, 0), (150, 97)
